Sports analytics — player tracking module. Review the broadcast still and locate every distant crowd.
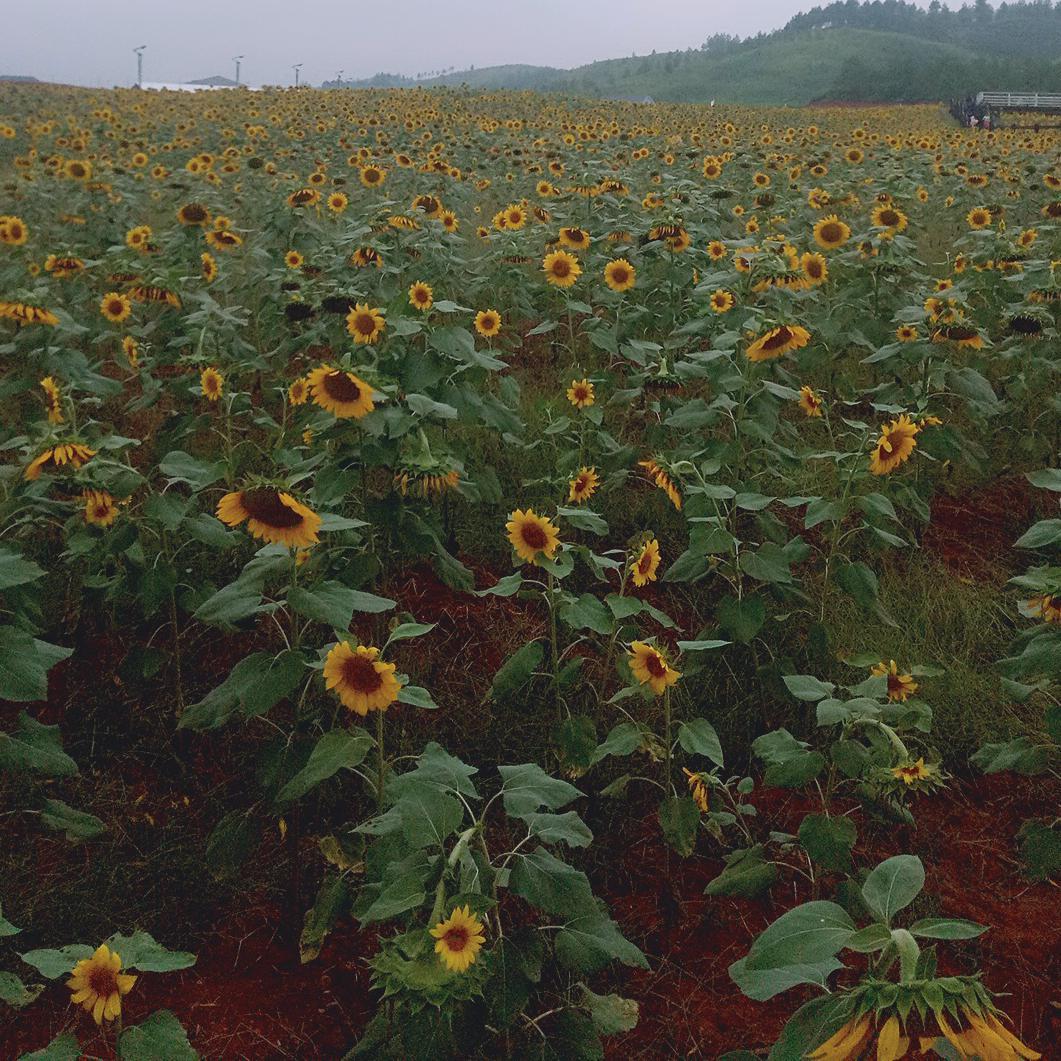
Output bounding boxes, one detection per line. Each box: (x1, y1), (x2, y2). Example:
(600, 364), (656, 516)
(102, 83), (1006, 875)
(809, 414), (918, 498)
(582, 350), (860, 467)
(951, 96), (994, 129)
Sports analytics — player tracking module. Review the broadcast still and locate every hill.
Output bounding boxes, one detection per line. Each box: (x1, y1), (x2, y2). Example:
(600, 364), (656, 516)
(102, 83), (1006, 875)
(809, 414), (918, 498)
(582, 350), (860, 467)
(344, 0), (1061, 104)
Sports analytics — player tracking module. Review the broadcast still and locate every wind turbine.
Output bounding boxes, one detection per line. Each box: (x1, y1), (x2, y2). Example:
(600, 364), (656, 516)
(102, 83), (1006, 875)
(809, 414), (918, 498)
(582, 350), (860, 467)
(133, 45), (147, 88)
(233, 55), (245, 86)
(292, 63), (303, 88)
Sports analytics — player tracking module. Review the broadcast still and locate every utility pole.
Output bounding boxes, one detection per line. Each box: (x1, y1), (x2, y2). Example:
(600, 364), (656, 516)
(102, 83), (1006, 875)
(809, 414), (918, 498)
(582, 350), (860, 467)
(292, 63), (302, 88)
(233, 55), (244, 86)
(133, 45), (147, 88)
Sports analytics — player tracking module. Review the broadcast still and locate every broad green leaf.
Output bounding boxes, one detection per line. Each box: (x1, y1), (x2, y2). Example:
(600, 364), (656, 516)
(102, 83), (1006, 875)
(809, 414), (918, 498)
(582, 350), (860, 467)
(288, 581), (362, 630)
(798, 814), (857, 873)
(704, 845), (777, 899)
(0, 970), (42, 1008)
(0, 546), (44, 590)
(0, 630), (73, 703)
(578, 985), (639, 1035)
(39, 800), (106, 843)
(659, 795), (700, 857)
(509, 847), (596, 917)
(1017, 820), (1060, 883)
(105, 931), (196, 972)
(118, 1010), (196, 1060)
(397, 684), (439, 709)
(300, 873), (350, 963)
(498, 763), (582, 817)
(1015, 519), (1061, 550)
(385, 622), (436, 646)
(205, 810), (260, 880)
(743, 901), (856, 971)
(18, 1031), (81, 1060)
(554, 911), (649, 973)
(729, 956), (843, 1001)
(908, 918), (987, 940)
(677, 718), (724, 767)
(861, 855), (925, 924)
(277, 728), (374, 803)
(19, 945), (94, 979)
(782, 674), (836, 702)
(590, 721), (642, 764)
(159, 450), (225, 490)
(348, 590), (397, 613)
(523, 811), (593, 848)
(0, 712), (77, 776)
(561, 593), (614, 635)
(972, 737), (1049, 776)
(488, 640), (543, 702)
(717, 594), (767, 643)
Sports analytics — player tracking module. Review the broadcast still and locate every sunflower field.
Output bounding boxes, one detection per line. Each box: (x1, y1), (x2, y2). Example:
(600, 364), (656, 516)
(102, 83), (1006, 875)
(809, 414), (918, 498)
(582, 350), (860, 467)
(0, 84), (1059, 1059)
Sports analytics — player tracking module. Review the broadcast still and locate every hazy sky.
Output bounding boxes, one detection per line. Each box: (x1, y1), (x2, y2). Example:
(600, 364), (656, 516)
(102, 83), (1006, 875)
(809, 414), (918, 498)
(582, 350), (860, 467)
(3, 0), (928, 88)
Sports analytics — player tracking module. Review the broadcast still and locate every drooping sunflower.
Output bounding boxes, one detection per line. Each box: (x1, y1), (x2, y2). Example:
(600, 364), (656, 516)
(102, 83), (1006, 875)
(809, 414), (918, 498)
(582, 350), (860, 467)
(474, 309), (502, 338)
(891, 757), (935, 786)
(558, 226), (591, 251)
(568, 467), (600, 504)
(812, 215), (851, 250)
(1023, 594), (1061, 624)
(200, 367), (224, 402)
(709, 289), (735, 314)
(629, 640), (681, 696)
(67, 944), (137, 1025)
(506, 508), (561, 565)
(322, 642), (401, 715)
(216, 487), (321, 548)
(408, 281), (434, 312)
(306, 365), (375, 419)
(603, 258), (636, 292)
(201, 251), (218, 282)
(566, 378), (595, 409)
(40, 376), (63, 423)
(430, 905), (486, 974)
(638, 458), (682, 510)
(869, 414), (919, 476)
(683, 767), (710, 812)
(83, 489), (118, 527)
(24, 442), (96, 480)
(543, 249), (581, 288)
(630, 538), (661, 587)
(871, 659), (918, 701)
(177, 202), (211, 227)
(121, 335), (139, 368)
(745, 324), (811, 362)
(99, 292), (132, 324)
(798, 385), (823, 418)
(345, 303), (386, 345)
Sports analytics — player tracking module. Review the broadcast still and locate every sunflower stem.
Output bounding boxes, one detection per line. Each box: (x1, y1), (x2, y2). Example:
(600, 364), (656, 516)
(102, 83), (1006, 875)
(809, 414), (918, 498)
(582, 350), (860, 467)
(663, 685), (673, 796)
(546, 570), (562, 725)
(375, 708), (386, 807)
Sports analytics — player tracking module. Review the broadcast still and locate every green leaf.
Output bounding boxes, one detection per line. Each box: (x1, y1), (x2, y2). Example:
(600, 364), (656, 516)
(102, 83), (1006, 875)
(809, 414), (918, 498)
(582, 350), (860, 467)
(833, 561), (895, 627)
(578, 985), (639, 1034)
(488, 640), (543, 702)
(0, 970), (42, 1008)
(561, 594), (614, 635)
(394, 781), (463, 849)
(1017, 820), (1060, 883)
(717, 594), (767, 643)
(1015, 519), (1061, 550)
(0, 629), (73, 702)
(159, 449), (225, 491)
(277, 728), (374, 803)
(242, 650), (306, 718)
(767, 993), (856, 1061)
(743, 901), (856, 970)
(861, 855), (925, 924)
(0, 546), (44, 590)
(663, 547), (711, 583)
(118, 1010), (197, 1060)
(193, 580), (268, 626)
(659, 795), (700, 857)
(0, 712), (77, 776)
(105, 931), (197, 972)
(729, 956), (843, 1001)
(971, 737), (1049, 776)
(677, 718), (724, 767)
(557, 506), (608, 536)
(509, 847), (596, 917)
(177, 652), (272, 730)
(523, 811), (593, 848)
(677, 639), (730, 652)
(19, 945), (94, 979)
(498, 763), (582, 817)
(205, 810), (260, 880)
(844, 923), (892, 953)
(288, 581), (362, 630)
(554, 911), (649, 973)
(300, 873), (350, 963)
(783, 674), (836, 702)
(348, 590), (397, 613)
(704, 845), (777, 899)
(908, 918), (987, 940)
(798, 814), (857, 873)
(385, 622), (436, 646)
(739, 542), (793, 584)
(1026, 468), (1061, 492)
(18, 1031), (81, 1061)
(39, 799), (106, 843)
(590, 722), (642, 765)
(397, 684), (439, 709)
(557, 715), (597, 772)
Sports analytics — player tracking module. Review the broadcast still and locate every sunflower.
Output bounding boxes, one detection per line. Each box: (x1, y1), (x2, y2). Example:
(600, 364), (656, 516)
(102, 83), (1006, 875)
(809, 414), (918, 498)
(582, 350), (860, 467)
(933, 323), (983, 349)
(195, 367), (223, 403)
(40, 376), (63, 423)
(0, 215), (28, 244)
(306, 365), (375, 419)
(890, 758), (934, 786)
(351, 246), (383, 269)
(871, 659), (918, 701)
(83, 489), (118, 527)
(604, 258), (636, 292)
(125, 224), (152, 250)
(177, 202), (210, 226)
(284, 250), (304, 269)
(706, 240), (728, 261)
(359, 164), (386, 188)
(800, 251), (828, 285)
(746, 324), (811, 362)
(566, 378), (595, 409)
(67, 944), (137, 1025)
(503, 203), (527, 229)
(346, 303), (386, 345)
(327, 191), (349, 213)
(568, 467), (600, 504)
(506, 508), (561, 564)
(63, 159), (92, 181)
(702, 157), (723, 179)
(798, 385), (823, 418)
(99, 292), (132, 324)
(638, 458), (682, 510)
(122, 335), (139, 368)
(812, 215), (851, 250)
(288, 377), (308, 405)
(629, 640), (681, 696)
(201, 252), (218, 282)
(869, 414), (919, 476)
(896, 324), (918, 342)
(870, 204), (908, 233)
(1024, 594), (1061, 624)
(558, 226), (591, 251)
(430, 905), (486, 974)
(474, 309), (502, 338)
(24, 442), (96, 480)
(683, 767), (710, 812)
(966, 206), (992, 230)
(216, 488), (322, 548)
(408, 280), (434, 312)
(323, 642), (401, 715)
(543, 249), (581, 288)
(709, 289), (735, 314)
(631, 538), (661, 587)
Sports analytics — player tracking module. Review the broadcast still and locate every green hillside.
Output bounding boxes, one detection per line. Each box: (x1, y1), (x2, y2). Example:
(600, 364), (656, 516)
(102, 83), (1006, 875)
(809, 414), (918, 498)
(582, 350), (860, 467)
(346, 0), (1061, 105)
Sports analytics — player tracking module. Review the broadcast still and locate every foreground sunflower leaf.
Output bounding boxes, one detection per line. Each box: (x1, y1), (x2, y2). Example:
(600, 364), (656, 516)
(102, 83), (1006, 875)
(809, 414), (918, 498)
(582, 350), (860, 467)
(729, 955), (845, 1002)
(0, 970), (43, 1008)
(103, 931), (197, 973)
(742, 901), (856, 971)
(276, 728), (374, 803)
(39, 799), (107, 843)
(578, 984), (639, 1035)
(0, 711), (78, 776)
(17, 1031), (81, 1061)
(117, 1009), (197, 1061)
(0, 631), (73, 704)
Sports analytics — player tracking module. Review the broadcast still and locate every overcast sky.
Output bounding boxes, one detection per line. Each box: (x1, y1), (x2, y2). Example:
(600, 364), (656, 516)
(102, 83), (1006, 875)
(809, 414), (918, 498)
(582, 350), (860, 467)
(3, 0), (929, 88)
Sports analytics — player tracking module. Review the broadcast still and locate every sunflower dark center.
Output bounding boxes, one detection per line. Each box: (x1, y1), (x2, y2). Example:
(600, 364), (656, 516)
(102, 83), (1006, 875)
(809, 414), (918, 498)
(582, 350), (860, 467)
(646, 652), (667, 678)
(879, 210), (900, 226)
(353, 313), (376, 335)
(240, 489), (304, 528)
(443, 926), (468, 951)
(342, 654), (383, 693)
(762, 327), (793, 351)
(88, 964), (117, 996)
(322, 371), (362, 402)
(520, 522), (548, 549)
(551, 259), (571, 277)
